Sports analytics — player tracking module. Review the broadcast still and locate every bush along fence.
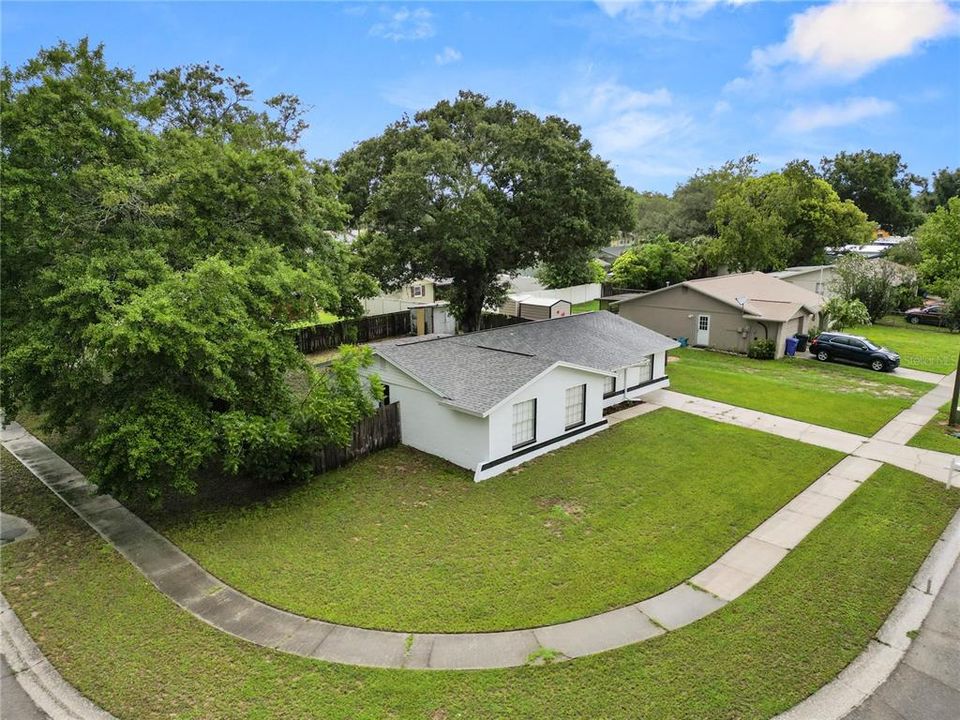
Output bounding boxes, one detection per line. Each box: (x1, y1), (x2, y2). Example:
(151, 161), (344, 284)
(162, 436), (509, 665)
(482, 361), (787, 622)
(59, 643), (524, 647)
(292, 311), (411, 353)
(314, 401), (401, 473)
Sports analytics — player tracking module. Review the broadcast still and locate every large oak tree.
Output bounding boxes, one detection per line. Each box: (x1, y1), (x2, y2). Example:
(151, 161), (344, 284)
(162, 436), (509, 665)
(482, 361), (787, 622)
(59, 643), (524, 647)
(336, 91), (634, 331)
(1, 40), (378, 500)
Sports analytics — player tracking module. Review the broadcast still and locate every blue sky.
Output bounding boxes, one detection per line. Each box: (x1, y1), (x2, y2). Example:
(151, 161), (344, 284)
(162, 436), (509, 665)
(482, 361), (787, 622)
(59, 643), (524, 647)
(3, 1), (959, 193)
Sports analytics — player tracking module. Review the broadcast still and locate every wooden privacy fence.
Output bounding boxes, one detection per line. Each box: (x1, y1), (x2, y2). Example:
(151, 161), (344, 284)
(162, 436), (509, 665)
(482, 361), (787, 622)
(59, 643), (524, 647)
(478, 313), (531, 330)
(293, 311), (412, 353)
(313, 401), (402, 474)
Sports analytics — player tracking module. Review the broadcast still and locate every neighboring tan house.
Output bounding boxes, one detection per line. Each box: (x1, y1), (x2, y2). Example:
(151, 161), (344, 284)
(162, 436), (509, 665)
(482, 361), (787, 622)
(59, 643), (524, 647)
(500, 294), (572, 321)
(363, 312), (678, 481)
(769, 265), (837, 299)
(615, 272), (824, 359)
(362, 279), (436, 316)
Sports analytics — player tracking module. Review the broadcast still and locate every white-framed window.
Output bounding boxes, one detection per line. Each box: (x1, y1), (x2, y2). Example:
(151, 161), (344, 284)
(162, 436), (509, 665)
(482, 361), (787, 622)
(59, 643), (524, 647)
(638, 355), (653, 383)
(565, 384), (587, 430)
(603, 375), (617, 397)
(411, 285), (425, 298)
(698, 315), (710, 331)
(512, 399), (537, 449)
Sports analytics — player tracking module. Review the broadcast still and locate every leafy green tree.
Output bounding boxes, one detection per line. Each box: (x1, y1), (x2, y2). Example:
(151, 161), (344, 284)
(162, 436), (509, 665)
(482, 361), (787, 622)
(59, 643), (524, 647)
(610, 235), (697, 291)
(916, 197), (960, 295)
(707, 162), (872, 271)
(819, 150), (923, 234)
(941, 283), (960, 332)
(336, 91), (634, 331)
(822, 297), (871, 331)
(629, 190), (680, 241)
(1, 40), (378, 500)
(668, 155), (758, 240)
(535, 254), (606, 289)
(918, 167), (960, 213)
(884, 238), (922, 267)
(830, 255), (916, 321)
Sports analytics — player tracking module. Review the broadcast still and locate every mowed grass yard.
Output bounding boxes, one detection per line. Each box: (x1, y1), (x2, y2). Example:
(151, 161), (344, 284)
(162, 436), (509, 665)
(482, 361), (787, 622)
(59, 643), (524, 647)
(158, 409), (842, 632)
(3, 450), (957, 720)
(909, 402), (960, 455)
(667, 348), (931, 436)
(847, 316), (958, 375)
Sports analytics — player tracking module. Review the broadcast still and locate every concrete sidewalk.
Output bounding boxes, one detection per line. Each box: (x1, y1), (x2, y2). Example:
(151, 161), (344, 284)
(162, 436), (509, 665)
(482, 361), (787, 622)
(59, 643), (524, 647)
(2, 369), (955, 675)
(644, 372), (957, 484)
(0, 419), (881, 671)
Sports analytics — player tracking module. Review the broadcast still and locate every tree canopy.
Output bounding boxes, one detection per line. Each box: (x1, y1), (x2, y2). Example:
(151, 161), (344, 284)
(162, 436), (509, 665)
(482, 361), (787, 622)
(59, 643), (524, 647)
(916, 196), (960, 295)
(1, 40), (378, 500)
(707, 161), (872, 271)
(819, 150), (923, 234)
(917, 167), (960, 213)
(610, 235), (699, 291)
(336, 91), (634, 331)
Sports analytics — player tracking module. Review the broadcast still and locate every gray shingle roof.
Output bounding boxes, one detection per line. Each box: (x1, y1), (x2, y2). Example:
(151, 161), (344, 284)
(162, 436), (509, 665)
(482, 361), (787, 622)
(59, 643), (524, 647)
(374, 311), (678, 415)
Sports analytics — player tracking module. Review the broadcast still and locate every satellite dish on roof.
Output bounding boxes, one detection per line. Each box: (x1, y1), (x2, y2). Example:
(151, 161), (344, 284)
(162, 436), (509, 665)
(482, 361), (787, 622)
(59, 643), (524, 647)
(736, 296), (749, 308)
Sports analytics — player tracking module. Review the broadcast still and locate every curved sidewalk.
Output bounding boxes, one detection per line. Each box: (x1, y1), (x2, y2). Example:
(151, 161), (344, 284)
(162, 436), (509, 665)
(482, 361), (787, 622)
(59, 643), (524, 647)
(2, 374), (955, 671)
(0, 419), (884, 671)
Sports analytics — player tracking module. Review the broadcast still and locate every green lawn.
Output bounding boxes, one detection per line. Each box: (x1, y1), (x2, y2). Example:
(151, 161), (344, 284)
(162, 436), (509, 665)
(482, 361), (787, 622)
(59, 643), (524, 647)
(159, 409), (841, 632)
(668, 348), (931, 436)
(571, 299), (600, 313)
(3, 450), (957, 720)
(846, 316), (958, 374)
(908, 402), (960, 454)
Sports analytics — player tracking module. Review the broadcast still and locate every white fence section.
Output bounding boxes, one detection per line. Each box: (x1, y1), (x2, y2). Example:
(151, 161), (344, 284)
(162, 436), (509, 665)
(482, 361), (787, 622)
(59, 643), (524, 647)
(362, 296), (432, 316)
(506, 276), (602, 306)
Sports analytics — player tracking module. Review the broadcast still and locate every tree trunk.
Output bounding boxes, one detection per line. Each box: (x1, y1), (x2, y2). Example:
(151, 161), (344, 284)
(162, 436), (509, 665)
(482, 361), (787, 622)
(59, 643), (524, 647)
(459, 284), (487, 334)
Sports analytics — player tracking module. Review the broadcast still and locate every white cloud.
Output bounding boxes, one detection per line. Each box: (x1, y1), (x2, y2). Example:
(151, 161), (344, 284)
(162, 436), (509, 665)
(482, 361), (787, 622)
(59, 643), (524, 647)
(752, 0), (959, 80)
(593, 111), (692, 154)
(370, 7), (435, 41)
(781, 96), (896, 133)
(580, 80), (672, 115)
(712, 99), (731, 115)
(596, 0), (758, 23)
(558, 77), (689, 161)
(434, 46), (462, 65)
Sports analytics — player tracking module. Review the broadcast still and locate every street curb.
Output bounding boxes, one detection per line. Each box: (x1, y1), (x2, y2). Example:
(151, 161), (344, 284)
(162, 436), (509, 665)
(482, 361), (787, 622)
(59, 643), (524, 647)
(773, 503), (960, 720)
(1, 593), (117, 720)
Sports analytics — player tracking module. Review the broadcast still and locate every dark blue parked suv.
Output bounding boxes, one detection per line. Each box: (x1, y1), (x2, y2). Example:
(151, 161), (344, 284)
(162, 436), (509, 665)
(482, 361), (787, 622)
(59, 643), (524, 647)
(808, 332), (901, 372)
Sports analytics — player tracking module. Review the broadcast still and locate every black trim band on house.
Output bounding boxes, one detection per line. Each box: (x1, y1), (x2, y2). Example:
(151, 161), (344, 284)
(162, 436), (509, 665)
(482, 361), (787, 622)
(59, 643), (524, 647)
(481, 419), (608, 471)
(603, 389), (624, 400)
(626, 375), (668, 393)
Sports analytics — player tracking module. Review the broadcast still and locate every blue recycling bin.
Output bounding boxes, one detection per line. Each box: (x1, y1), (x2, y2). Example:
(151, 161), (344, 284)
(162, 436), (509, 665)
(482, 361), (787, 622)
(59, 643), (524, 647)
(677, 336), (689, 348)
(784, 336), (799, 357)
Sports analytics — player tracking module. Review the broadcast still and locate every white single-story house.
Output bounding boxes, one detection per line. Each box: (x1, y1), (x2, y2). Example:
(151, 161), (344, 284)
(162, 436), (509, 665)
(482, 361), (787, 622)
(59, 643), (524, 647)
(500, 294), (572, 321)
(363, 312), (678, 481)
(614, 272), (825, 359)
(768, 265), (837, 299)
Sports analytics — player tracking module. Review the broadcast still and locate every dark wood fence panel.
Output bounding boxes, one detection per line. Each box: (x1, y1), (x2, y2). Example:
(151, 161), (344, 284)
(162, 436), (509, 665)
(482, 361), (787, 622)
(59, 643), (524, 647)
(313, 402), (402, 474)
(293, 311), (412, 353)
(478, 313), (530, 330)
(601, 283), (646, 297)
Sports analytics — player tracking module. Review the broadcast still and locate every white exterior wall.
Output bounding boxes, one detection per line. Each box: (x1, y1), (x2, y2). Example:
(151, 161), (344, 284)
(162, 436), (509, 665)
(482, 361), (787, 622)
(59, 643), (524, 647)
(602, 352), (670, 408)
(480, 365), (608, 481)
(361, 360), (489, 471)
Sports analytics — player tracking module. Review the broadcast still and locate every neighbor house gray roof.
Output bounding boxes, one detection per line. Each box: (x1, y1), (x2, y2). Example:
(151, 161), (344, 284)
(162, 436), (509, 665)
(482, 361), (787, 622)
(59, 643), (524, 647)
(373, 311), (678, 416)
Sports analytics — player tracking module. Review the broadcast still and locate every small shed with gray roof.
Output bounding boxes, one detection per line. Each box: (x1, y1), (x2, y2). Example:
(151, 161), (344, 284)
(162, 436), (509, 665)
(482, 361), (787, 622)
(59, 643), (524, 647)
(363, 312), (678, 481)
